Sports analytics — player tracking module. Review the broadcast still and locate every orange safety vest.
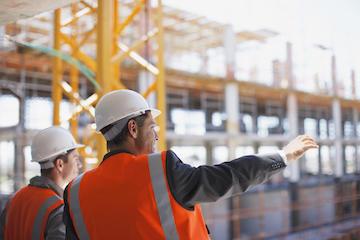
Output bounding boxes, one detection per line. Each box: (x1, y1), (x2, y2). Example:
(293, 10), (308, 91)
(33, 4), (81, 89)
(4, 186), (63, 240)
(67, 151), (209, 239)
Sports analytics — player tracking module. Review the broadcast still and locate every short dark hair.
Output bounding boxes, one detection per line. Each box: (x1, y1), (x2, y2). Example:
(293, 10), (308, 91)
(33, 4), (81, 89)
(40, 149), (74, 177)
(101, 111), (150, 149)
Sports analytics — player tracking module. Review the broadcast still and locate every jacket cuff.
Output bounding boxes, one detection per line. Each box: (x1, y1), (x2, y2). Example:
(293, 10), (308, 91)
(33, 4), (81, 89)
(277, 150), (288, 165)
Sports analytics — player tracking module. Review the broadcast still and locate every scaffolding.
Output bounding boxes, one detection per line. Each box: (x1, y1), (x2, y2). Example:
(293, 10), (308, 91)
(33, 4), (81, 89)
(1, 1), (360, 239)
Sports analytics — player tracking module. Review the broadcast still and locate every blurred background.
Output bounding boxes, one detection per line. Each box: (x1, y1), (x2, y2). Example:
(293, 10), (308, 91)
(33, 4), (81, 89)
(0, 0), (360, 239)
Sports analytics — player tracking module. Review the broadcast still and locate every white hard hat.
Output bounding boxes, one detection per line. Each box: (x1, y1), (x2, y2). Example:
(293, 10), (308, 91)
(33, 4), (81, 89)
(95, 90), (161, 133)
(31, 127), (84, 167)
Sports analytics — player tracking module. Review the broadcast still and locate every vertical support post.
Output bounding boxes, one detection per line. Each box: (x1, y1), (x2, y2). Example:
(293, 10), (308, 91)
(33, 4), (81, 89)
(113, 0), (120, 88)
(96, 0), (115, 161)
(286, 41), (301, 230)
(331, 53), (343, 177)
(351, 70), (356, 99)
(286, 42), (294, 89)
(286, 42), (299, 182)
(205, 142), (213, 166)
(332, 55), (338, 97)
(333, 99), (343, 177)
(155, 0), (167, 151)
(287, 93), (300, 182)
(317, 119), (323, 175)
(355, 108), (360, 173)
(14, 53), (26, 191)
(224, 24), (238, 240)
(272, 59), (280, 87)
(52, 9), (62, 125)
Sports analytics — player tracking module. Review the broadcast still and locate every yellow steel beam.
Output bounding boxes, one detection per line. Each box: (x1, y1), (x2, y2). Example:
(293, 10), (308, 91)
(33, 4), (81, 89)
(111, 28), (159, 64)
(113, 0), (121, 89)
(142, 81), (157, 99)
(61, 33), (97, 72)
(97, 0), (114, 93)
(155, 0), (167, 150)
(80, 0), (96, 11)
(96, 0), (115, 161)
(117, 42), (159, 75)
(115, 0), (146, 36)
(112, 80), (126, 90)
(61, 81), (95, 117)
(63, 94), (98, 123)
(52, 9), (62, 125)
(75, 25), (96, 52)
(61, 7), (96, 27)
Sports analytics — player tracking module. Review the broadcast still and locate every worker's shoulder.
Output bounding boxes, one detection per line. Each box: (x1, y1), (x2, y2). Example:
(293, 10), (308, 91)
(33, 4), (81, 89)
(165, 150), (182, 163)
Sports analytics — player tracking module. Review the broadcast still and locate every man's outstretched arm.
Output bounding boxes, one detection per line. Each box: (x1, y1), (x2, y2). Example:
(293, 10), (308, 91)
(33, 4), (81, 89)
(166, 135), (318, 209)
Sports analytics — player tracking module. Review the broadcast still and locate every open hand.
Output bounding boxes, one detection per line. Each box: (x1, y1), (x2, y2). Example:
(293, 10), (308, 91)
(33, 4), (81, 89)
(282, 135), (318, 162)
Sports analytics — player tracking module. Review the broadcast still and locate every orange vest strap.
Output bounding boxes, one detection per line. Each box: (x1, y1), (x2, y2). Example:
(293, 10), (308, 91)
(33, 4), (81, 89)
(69, 173), (90, 240)
(148, 153), (179, 240)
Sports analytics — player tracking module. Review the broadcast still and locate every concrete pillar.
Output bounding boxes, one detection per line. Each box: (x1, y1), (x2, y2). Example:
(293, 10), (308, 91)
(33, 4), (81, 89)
(205, 142), (213, 166)
(353, 108), (359, 172)
(287, 93), (300, 182)
(351, 70), (356, 99)
(353, 108), (358, 138)
(286, 42), (294, 89)
(331, 55), (338, 97)
(332, 99), (343, 177)
(224, 25), (236, 80)
(286, 41), (300, 180)
(317, 119), (322, 175)
(14, 54), (26, 191)
(225, 83), (239, 160)
(223, 23), (238, 160)
(200, 50), (209, 75)
(224, 24), (237, 240)
(272, 59), (281, 87)
(286, 44), (301, 228)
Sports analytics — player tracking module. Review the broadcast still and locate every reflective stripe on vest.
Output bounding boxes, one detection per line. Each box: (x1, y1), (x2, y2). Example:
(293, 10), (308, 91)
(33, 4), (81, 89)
(32, 195), (62, 240)
(148, 153), (179, 240)
(69, 173), (90, 240)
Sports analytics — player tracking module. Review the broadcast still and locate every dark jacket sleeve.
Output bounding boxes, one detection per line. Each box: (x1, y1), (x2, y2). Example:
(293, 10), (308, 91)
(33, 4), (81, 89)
(0, 195), (13, 240)
(63, 185), (79, 240)
(45, 206), (65, 240)
(0, 206), (6, 239)
(166, 150), (286, 209)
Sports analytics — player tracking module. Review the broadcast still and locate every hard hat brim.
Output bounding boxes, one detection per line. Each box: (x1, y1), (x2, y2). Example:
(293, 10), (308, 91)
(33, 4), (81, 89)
(96, 108), (161, 132)
(31, 143), (85, 163)
(150, 108), (161, 119)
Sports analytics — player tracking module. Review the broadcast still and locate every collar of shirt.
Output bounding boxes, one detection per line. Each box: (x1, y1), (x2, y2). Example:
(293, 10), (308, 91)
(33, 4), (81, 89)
(102, 149), (134, 162)
(29, 176), (63, 198)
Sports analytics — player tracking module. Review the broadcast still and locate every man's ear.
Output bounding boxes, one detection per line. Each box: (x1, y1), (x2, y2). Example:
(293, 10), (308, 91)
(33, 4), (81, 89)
(53, 158), (64, 172)
(128, 119), (138, 138)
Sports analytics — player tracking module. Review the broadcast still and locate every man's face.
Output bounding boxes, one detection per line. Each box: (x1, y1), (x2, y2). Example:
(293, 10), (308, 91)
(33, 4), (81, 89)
(135, 114), (159, 154)
(62, 149), (82, 184)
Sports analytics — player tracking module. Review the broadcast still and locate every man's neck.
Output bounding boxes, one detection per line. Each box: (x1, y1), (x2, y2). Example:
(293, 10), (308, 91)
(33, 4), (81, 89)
(108, 142), (138, 155)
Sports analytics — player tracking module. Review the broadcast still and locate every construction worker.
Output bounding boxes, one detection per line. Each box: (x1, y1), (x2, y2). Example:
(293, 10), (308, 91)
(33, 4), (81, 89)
(0, 126), (83, 239)
(63, 89), (318, 239)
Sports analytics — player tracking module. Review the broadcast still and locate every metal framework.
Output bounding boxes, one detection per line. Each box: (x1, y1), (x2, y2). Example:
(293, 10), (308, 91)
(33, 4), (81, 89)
(1, 3), (360, 238)
(51, 0), (166, 164)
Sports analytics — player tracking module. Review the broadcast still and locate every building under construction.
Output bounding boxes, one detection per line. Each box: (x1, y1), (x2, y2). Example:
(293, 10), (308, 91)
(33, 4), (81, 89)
(0, 0), (359, 239)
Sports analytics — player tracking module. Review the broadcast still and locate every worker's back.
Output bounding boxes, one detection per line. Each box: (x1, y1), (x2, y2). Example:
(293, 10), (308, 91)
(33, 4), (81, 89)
(65, 151), (209, 240)
(4, 185), (63, 240)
